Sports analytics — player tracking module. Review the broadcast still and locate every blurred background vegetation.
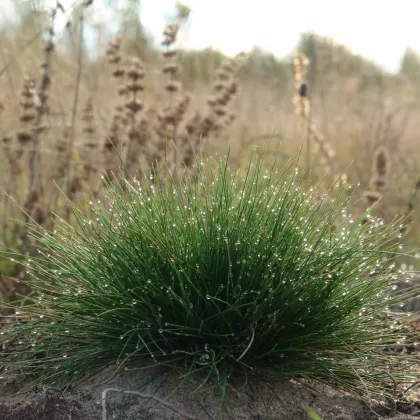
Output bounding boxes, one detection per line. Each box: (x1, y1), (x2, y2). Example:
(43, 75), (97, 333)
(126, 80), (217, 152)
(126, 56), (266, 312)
(1, 0), (420, 302)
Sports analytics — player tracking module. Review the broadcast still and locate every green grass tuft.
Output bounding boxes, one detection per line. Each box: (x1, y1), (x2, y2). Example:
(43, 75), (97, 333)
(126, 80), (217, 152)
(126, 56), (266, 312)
(1, 152), (419, 404)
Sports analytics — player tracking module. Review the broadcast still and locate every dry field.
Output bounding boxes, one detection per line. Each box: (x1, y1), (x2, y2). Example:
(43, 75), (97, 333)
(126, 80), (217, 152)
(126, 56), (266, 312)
(0, 2), (419, 297)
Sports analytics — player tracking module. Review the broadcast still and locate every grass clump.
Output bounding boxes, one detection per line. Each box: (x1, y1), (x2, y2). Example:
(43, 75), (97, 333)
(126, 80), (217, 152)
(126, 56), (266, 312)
(1, 152), (419, 404)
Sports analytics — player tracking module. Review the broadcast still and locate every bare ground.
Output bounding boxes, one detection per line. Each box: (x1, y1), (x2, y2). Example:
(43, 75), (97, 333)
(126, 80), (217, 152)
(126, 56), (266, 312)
(0, 364), (419, 420)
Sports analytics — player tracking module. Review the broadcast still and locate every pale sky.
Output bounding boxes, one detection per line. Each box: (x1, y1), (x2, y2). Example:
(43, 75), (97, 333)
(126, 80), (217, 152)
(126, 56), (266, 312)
(2, 0), (420, 72)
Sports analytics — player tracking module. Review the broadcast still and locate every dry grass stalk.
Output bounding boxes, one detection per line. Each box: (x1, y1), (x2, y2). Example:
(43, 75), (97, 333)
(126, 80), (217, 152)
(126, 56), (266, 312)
(183, 52), (245, 169)
(104, 37), (150, 180)
(103, 105), (125, 182)
(363, 145), (391, 206)
(123, 56), (146, 175)
(17, 10), (57, 272)
(2, 74), (41, 248)
(292, 53), (311, 123)
(157, 23), (184, 169)
(81, 96), (99, 184)
(61, 2), (94, 222)
(68, 96), (100, 201)
(292, 52), (345, 184)
(102, 37), (130, 181)
(106, 36), (125, 82)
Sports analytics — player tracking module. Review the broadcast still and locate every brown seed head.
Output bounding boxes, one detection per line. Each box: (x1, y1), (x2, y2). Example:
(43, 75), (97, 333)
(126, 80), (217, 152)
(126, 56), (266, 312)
(32, 204), (47, 225)
(126, 57), (145, 80)
(107, 53), (122, 64)
(20, 113), (36, 123)
(82, 96), (96, 136)
(17, 131), (32, 144)
(126, 81), (144, 93)
(107, 36), (124, 76)
(162, 49), (178, 59)
(227, 81), (238, 95)
(20, 75), (37, 121)
(55, 138), (68, 153)
(44, 40), (55, 53)
(163, 62), (180, 75)
(118, 85), (128, 96)
(363, 189), (382, 205)
(163, 24), (179, 37)
(216, 93), (229, 106)
(214, 105), (228, 117)
(293, 52), (310, 90)
(70, 176), (82, 196)
(216, 69), (231, 80)
(112, 68), (125, 77)
(164, 80), (182, 93)
(213, 81), (227, 91)
(24, 189), (39, 207)
(162, 24), (179, 47)
(372, 146), (390, 177)
(109, 36), (123, 48)
(175, 93), (191, 113)
(82, 97), (93, 120)
(207, 96), (218, 107)
(185, 112), (202, 135)
(371, 176), (388, 189)
(220, 62), (235, 74)
(125, 99), (143, 114)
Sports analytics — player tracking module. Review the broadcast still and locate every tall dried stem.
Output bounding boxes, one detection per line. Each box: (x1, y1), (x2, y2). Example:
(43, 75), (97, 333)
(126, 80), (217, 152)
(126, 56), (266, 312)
(63, 4), (87, 221)
(18, 9), (56, 274)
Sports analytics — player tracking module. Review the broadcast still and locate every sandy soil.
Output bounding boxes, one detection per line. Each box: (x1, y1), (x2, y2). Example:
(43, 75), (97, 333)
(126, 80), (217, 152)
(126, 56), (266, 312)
(0, 364), (419, 420)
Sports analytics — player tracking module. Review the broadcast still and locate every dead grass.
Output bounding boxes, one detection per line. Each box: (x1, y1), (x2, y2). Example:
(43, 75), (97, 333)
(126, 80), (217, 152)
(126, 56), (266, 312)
(0, 3), (420, 302)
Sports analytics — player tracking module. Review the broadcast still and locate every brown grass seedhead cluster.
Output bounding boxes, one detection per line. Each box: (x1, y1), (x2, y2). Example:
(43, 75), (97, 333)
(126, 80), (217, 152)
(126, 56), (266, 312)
(102, 26), (245, 181)
(291, 52), (346, 185)
(0, 17), (245, 298)
(292, 52), (310, 121)
(363, 146), (391, 206)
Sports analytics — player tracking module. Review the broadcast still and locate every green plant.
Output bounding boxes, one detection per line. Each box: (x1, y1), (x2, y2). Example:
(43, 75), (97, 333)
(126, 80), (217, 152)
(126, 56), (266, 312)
(1, 151), (419, 408)
(304, 406), (323, 420)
